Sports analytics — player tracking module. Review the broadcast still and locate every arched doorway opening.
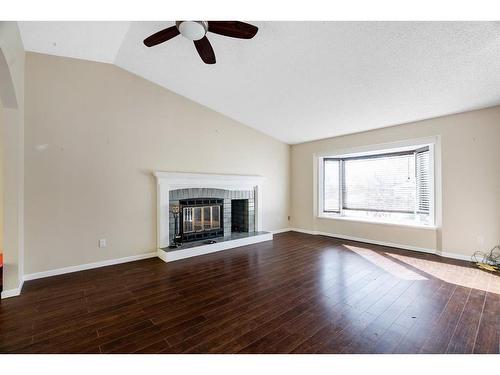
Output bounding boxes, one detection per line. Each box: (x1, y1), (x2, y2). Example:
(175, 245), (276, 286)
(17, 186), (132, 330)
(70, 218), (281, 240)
(0, 23), (24, 297)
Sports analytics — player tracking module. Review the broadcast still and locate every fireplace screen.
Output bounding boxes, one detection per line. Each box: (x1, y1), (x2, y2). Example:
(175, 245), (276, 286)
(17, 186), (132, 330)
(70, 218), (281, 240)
(183, 205), (220, 233)
(179, 198), (224, 242)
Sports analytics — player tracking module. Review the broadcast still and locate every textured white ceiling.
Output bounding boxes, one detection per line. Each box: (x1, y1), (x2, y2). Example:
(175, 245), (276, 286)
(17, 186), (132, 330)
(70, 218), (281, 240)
(18, 21), (500, 144)
(18, 21), (131, 63)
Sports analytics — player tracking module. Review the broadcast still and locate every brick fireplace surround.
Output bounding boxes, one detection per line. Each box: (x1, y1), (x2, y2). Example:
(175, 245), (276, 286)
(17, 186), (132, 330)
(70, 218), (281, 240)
(169, 188), (256, 243)
(154, 172), (272, 262)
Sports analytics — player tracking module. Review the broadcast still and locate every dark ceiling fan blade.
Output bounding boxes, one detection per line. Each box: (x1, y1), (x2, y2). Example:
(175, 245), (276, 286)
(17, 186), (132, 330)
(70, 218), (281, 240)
(194, 36), (216, 64)
(143, 26), (180, 47)
(208, 21), (258, 39)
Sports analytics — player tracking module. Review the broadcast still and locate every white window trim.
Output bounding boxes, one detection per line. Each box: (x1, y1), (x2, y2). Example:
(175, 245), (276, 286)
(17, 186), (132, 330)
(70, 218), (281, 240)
(315, 136), (440, 230)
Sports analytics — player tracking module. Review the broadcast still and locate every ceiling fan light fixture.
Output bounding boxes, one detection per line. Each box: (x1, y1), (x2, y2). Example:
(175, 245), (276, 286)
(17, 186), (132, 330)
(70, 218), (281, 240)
(176, 21), (207, 41)
(144, 21), (258, 64)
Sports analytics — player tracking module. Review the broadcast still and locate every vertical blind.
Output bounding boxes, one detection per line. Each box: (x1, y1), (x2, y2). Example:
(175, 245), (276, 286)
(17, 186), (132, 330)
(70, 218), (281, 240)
(324, 147), (430, 215)
(416, 148), (430, 214)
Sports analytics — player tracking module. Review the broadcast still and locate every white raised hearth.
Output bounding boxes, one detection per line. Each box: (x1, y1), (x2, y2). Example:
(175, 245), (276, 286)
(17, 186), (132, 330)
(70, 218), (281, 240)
(154, 171), (272, 262)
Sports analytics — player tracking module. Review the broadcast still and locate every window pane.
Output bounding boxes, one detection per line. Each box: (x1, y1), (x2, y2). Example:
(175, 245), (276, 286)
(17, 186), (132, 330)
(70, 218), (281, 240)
(343, 153), (416, 213)
(324, 159), (340, 211)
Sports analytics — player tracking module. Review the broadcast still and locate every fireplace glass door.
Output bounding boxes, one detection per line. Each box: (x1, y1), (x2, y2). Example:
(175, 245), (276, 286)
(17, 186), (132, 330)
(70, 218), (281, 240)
(183, 208), (193, 233)
(211, 206), (220, 229)
(183, 205), (221, 233)
(203, 207), (211, 230)
(193, 207), (203, 232)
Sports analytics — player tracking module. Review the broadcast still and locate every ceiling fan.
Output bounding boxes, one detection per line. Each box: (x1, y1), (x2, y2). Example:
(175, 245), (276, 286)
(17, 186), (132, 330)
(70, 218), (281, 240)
(143, 21), (258, 64)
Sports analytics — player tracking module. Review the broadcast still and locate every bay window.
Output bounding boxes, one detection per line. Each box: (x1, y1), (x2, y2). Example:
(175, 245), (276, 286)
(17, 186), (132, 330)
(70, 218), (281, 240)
(319, 144), (434, 227)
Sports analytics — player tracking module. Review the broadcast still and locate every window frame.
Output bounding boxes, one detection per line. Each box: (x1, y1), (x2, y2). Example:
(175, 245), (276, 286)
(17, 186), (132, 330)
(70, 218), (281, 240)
(317, 139), (436, 228)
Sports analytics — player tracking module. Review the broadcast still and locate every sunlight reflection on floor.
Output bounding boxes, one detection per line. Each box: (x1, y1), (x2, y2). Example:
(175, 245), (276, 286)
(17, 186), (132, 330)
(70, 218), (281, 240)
(345, 245), (427, 281)
(384, 252), (500, 294)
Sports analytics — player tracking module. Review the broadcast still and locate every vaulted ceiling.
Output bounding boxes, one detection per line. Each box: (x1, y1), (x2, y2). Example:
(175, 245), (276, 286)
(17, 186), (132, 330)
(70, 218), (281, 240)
(18, 21), (500, 144)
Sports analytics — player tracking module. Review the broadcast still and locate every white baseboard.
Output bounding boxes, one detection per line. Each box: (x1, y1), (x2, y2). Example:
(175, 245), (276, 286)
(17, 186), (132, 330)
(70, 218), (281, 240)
(158, 232), (273, 263)
(439, 251), (472, 262)
(286, 227), (315, 235)
(1, 280), (24, 299)
(285, 227), (472, 263)
(271, 227), (293, 234)
(315, 229), (436, 255)
(23, 252), (158, 281)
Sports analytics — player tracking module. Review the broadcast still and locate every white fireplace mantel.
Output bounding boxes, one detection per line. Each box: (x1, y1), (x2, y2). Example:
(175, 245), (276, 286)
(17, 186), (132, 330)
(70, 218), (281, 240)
(154, 171), (265, 250)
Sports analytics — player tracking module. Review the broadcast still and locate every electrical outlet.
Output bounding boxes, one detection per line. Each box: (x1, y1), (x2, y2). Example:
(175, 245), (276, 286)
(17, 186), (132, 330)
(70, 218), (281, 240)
(99, 239), (107, 248)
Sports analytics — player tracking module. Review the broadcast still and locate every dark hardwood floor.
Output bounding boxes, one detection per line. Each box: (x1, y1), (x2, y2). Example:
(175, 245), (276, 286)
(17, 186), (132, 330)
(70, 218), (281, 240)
(1, 231), (498, 354)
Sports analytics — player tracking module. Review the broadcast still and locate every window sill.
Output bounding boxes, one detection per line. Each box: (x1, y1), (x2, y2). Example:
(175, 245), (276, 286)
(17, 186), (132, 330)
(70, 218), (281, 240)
(317, 213), (438, 230)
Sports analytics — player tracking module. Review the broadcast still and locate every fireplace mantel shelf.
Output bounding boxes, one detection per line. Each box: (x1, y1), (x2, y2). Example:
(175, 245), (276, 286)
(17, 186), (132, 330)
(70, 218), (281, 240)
(154, 171), (268, 262)
(154, 171), (264, 190)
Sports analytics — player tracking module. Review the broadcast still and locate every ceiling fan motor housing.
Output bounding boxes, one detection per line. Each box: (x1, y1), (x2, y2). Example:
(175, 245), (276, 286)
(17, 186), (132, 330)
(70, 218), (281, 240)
(175, 21), (208, 41)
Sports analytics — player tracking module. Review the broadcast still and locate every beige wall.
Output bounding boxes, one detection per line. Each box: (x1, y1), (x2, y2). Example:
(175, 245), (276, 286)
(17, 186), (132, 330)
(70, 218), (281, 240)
(24, 52), (290, 275)
(291, 106), (500, 258)
(20, 48), (500, 276)
(0, 21), (25, 294)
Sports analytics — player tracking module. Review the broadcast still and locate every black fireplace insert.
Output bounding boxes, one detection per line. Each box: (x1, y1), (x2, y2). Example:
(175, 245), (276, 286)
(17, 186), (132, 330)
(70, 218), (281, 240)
(179, 198), (224, 242)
